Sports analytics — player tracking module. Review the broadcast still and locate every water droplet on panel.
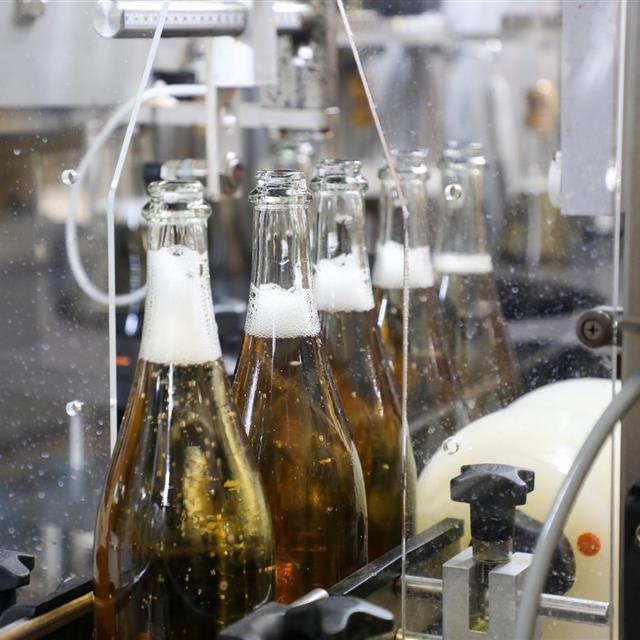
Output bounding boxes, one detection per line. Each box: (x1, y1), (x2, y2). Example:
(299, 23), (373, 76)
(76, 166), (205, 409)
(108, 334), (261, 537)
(66, 400), (84, 416)
(442, 436), (460, 455)
(444, 183), (463, 201)
(61, 169), (78, 185)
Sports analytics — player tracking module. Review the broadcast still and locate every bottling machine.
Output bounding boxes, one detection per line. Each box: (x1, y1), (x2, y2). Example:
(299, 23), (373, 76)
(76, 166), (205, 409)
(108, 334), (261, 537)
(0, 0), (635, 638)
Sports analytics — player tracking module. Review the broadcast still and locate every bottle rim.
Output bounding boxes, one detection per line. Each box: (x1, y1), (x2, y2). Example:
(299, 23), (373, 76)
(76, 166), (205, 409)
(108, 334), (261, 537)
(379, 149), (429, 179)
(441, 141), (487, 168)
(143, 180), (211, 222)
(310, 158), (368, 191)
(249, 169), (311, 205)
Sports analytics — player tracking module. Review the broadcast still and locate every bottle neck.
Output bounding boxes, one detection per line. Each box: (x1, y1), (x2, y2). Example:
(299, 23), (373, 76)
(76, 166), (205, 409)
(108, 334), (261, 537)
(313, 185), (374, 313)
(434, 160), (493, 275)
(140, 218), (222, 365)
(373, 171), (435, 290)
(245, 201), (320, 338)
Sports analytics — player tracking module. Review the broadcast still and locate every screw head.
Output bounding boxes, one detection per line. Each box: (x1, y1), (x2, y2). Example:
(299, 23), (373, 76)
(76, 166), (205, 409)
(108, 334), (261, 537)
(581, 319), (604, 342)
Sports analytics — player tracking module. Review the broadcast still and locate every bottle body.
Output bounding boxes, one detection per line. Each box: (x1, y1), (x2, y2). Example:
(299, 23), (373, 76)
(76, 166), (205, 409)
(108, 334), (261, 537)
(320, 308), (416, 559)
(95, 360), (274, 639)
(233, 170), (367, 603)
(436, 256), (521, 419)
(311, 159), (416, 559)
(374, 283), (469, 464)
(94, 181), (274, 639)
(374, 152), (468, 468)
(436, 144), (522, 419)
(233, 332), (367, 602)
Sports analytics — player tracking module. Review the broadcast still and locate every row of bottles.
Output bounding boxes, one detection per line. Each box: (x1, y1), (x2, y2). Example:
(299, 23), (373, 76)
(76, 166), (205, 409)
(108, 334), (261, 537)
(93, 143), (520, 638)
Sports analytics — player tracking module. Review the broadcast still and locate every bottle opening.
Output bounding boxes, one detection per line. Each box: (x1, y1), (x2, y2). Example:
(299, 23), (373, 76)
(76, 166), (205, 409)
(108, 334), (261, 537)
(144, 180), (210, 222)
(379, 149), (429, 178)
(312, 159), (368, 190)
(250, 170), (310, 204)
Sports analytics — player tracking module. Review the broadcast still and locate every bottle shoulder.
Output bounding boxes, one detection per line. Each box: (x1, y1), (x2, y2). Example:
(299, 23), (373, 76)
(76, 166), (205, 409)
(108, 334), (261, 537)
(97, 359), (269, 541)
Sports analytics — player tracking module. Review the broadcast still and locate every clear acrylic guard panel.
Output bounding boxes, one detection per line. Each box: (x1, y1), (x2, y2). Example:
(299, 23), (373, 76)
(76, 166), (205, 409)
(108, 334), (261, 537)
(339, 0), (620, 638)
(0, 2), (189, 598)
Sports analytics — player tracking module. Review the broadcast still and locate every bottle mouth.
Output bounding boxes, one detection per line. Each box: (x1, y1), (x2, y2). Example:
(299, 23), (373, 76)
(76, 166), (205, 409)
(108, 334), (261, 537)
(249, 170), (311, 205)
(379, 149), (429, 179)
(143, 180), (210, 221)
(442, 141), (487, 168)
(311, 158), (368, 191)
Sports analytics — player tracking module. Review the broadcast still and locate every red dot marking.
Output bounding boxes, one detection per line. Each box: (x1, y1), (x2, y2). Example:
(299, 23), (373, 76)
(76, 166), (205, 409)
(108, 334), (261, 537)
(577, 532), (601, 557)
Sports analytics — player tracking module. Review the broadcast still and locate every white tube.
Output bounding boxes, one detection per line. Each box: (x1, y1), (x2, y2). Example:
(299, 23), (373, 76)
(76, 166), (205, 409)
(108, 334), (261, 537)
(65, 82), (206, 307)
(515, 370), (640, 639)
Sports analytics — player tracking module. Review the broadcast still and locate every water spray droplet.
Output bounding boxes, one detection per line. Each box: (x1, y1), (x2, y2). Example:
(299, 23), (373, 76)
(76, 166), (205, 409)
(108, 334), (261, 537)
(442, 436), (460, 455)
(66, 400), (84, 416)
(444, 183), (463, 201)
(61, 169), (78, 186)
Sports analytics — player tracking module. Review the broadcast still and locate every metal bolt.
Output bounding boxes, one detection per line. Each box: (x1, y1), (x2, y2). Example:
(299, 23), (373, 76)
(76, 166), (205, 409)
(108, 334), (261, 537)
(634, 524), (640, 547)
(581, 319), (604, 343)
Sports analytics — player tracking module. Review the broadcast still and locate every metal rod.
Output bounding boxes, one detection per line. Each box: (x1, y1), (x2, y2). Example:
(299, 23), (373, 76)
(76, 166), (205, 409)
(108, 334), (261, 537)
(0, 593), (93, 640)
(539, 593), (610, 626)
(400, 575), (609, 626)
(379, 631), (441, 640)
(94, 0), (314, 38)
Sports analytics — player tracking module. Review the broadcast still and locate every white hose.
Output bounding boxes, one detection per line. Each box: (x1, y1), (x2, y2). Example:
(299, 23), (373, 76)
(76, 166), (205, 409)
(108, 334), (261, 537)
(65, 82), (206, 307)
(515, 370), (640, 639)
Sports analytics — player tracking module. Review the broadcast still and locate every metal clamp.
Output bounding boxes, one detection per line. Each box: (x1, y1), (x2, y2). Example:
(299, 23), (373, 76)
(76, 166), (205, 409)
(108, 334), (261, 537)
(94, 0), (315, 39)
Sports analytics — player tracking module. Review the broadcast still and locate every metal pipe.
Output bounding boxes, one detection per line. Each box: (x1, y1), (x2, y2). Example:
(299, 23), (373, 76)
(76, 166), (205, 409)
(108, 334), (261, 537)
(538, 593), (610, 626)
(94, 0), (315, 38)
(0, 593), (93, 640)
(399, 575), (610, 626)
(379, 631), (441, 640)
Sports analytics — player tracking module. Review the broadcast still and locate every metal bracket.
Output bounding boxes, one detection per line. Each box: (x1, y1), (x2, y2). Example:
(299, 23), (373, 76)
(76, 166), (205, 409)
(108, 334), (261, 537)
(94, 0), (315, 39)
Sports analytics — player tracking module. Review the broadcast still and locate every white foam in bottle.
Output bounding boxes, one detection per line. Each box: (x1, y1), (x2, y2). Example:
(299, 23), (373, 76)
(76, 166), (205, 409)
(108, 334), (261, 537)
(245, 283), (320, 338)
(313, 253), (374, 313)
(433, 252), (493, 275)
(140, 245), (222, 365)
(372, 241), (435, 290)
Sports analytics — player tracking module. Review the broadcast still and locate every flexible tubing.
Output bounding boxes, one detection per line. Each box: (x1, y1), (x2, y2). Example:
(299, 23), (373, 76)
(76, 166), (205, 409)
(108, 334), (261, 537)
(515, 370), (640, 638)
(65, 82), (206, 307)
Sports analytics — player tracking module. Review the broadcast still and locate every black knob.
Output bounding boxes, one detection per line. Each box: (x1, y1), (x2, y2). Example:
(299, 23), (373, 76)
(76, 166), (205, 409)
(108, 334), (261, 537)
(451, 464), (535, 548)
(284, 597), (394, 640)
(220, 596), (393, 640)
(0, 550), (35, 614)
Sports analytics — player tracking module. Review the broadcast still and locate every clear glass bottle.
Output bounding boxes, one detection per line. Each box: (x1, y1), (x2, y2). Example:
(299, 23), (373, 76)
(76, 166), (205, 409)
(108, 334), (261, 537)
(310, 159), (416, 561)
(232, 170), (368, 603)
(434, 144), (522, 419)
(373, 150), (468, 469)
(94, 181), (274, 640)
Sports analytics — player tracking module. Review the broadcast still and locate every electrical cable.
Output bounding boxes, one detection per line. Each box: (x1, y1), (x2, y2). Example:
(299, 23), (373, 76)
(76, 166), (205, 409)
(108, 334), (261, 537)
(65, 82), (206, 307)
(515, 370), (640, 638)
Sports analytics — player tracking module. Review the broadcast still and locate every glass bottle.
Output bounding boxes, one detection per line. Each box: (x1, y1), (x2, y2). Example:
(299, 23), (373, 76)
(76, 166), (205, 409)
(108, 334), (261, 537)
(232, 170), (367, 603)
(434, 144), (522, 419)
(373, 150), (468, 470)
(310, 159), (416, 561)
(94, 180), (274, 640)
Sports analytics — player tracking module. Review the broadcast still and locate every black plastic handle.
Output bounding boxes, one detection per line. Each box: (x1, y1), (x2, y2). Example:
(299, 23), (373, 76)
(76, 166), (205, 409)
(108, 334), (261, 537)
(451, 463), (535, 544)
(220, 595), (394, 640)
(0, 549), (35, 615)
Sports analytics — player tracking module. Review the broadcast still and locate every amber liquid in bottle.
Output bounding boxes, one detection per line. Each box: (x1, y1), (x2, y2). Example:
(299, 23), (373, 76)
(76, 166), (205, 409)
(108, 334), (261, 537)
(436, 144), (521, 420)
(438, 262), (521, 419)
(94, 181), (274, 640)
(374, 151), (468, 468)
(233, 170), (367, 603)
(311, 159), (416, 560)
